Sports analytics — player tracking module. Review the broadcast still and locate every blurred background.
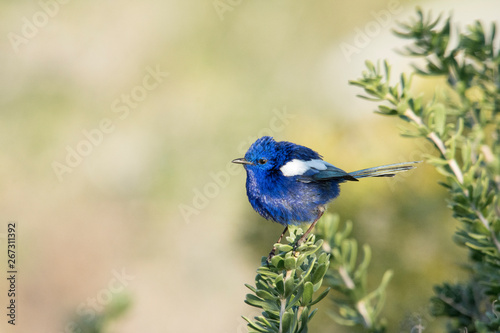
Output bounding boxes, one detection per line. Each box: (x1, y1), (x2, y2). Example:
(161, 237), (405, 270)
(1, 0), (499, 332)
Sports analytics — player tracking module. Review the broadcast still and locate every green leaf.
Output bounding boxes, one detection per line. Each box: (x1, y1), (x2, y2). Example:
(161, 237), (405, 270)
(245, 283), (257, 293)
(244, 317), (269, 332)
(284, 274), (296, 298)
(308, 307), (318, 321)
(377, 105), (397, 115)
(281, 310), (295, 333)
(433, 103), (446, 135)
(365, 60), (376, 73)
(271, 255), (284, 269)
(256, 290), (278, 301)
(276, 244), (294, 253)
(302, 282), (314, 305)
(284, 257), (297, 270)
(311, 263), (328, 285)
(328, 310), (358, 326)
(383, 60), (391, 81)
(256, 268), (279, 278)
(354, 244), (372, 281)
(301, 256), (317, 281)
(299, 306), (310, 330)
(275, 275), (284, 296)
(318, 252), (329, 265)
(254, 316), (270, 327)
(310, 287), (331, 306)
(245, 294), (267, 309)
(287, 285), (304, 310)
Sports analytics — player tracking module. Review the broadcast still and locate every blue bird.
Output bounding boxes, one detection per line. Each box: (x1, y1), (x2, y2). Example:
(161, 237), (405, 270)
(232, 136), (418, 260)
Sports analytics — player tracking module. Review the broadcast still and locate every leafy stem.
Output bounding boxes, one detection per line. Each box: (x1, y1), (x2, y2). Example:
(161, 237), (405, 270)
(351, 7), (500, 332)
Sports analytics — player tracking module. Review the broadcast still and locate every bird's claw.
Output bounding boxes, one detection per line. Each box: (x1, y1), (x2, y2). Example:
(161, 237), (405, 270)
(291, 242), (301, 257)
(266, 248), (276, 264)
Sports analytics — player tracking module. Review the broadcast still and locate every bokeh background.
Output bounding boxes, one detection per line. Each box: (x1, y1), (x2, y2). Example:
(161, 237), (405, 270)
(1, 0), (499, 332)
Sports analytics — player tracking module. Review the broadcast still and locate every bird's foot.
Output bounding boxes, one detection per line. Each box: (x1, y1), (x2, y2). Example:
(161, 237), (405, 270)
(292, 242), (299, 252)
(295, 232), (309, 248)
(293, 236), (306, 251)
(266, 248), (276, 264)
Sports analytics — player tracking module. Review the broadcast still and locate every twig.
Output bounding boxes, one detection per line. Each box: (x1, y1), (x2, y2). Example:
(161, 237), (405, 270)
(403, 108), (500, 252)
(338, 266), (373, 328)
(279, 298), (286, 333)
(403, 109), (464, 184)
(438, 294), (475, 318)
(338, 266), (355, 290)
(476, 209), (500, 253)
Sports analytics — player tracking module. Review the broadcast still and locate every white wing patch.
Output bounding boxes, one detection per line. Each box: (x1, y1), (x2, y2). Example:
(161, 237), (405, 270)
(280, 159), (329, 177)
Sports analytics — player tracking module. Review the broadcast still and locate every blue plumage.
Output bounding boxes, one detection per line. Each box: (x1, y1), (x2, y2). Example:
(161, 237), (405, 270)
(233, 136), (418, 256)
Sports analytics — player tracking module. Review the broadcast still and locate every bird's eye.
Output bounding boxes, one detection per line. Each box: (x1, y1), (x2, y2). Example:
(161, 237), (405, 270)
(257, 158), (268, 165)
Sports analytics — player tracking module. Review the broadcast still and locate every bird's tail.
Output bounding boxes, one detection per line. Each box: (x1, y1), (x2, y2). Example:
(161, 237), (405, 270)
(349, 161), (420, 179)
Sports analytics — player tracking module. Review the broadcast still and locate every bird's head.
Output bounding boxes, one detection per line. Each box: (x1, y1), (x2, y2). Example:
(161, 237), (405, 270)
(232, 136), (323, 178)
(232, 136), (284, 173)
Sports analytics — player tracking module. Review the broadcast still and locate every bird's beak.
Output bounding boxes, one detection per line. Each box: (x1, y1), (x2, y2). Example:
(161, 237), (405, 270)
(232, 158), (254, 165)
